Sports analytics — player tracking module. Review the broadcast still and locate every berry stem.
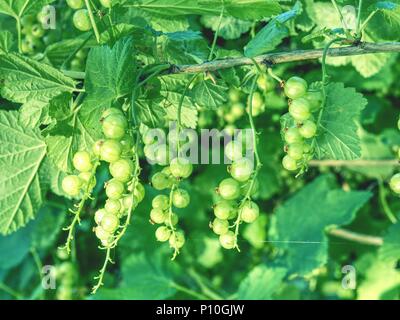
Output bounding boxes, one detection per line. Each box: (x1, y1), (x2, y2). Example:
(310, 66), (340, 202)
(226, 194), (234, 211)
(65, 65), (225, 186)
(62, 160), (100, 254)
(233, 74), (263, 250)
(84, 0), (101, 43)
(378, 179), (398, 224)
(91, 246), (112, 294)
(168, 183), (179, 260)
(208, 3), (225, 61)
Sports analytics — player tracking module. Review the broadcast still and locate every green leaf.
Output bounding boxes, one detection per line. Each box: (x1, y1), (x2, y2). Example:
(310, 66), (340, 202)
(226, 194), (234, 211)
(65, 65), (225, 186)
(201, 15), (252, 40)
(0, 0), (54, 18)
(0, 30), (14, 53)
(379, 222), (400, 268)
(19, 100), (50, 128)
(223, 0), (281, 20)
(315, 83), (368, 160)
(191, 79), (228, 110)
(0, 225), (31, 269)
(0, 53), (77, 104)
(237, 266), (287, 299)
(244, 1), (301, 57)
(118, 252), (177, 299)
(356, 253), (400, 300)
(377, 1), (400, 27)
(0, 111), (47, 235)
(85, 37), (136, 102)
(270, 175), (372, 275)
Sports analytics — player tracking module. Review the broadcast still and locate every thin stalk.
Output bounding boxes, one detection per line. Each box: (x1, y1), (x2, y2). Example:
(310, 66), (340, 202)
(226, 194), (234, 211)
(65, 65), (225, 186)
(359, 10), (378, 34)
(168, 184), (179, 260)
(233, 75), (262, 250)
(91, 247), (112, 294)
(188, 268), (224, 300)
(171, 283), (210, 300)
(85, 0), (101, 43)
(378, 179), (398, 224)
(331, 0), (351, 38)
(356, 0), (363, 36)
(30, 248), (45, 299)
(208, 5), (224, 61)
(16, 18), (22, 53)
(0, 283), (23, 300)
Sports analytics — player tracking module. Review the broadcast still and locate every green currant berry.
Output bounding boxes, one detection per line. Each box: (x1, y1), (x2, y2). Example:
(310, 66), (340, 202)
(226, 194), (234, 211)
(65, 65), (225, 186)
(110, 159), (133, 182)
(94, 226), (111, 241)
(214, 200), (236, 220)
(78, 172), (96, 189)
(231, 103), (245, 118)
(284, 127), (302, 144)
(152, 195), (169, 210)
(143, 144), (157, 162)
(154, 144), (170, 165)
(99, 0), (112, 8)
(170, 157), (193, 179)
(121, 195), (135, 211)
(389, 173), (400, 194)
(284, 76), (308, 99)
(211, 218), (229, 235)
(251, 91), (264, 110)
(70, 58), (83, 71)
(397, 117), (400, 131)
(169, 230), (185, 249)
(102, 114), (128, 140)
(218, 178), (241, 200)
(151, 172), (172, 190)
(155, 226), (171, 242)
(304, 90), (323, 112)
(229, 88), (241, 103)
(169, 213), (179, 227)
(303, 143), (312, 154)
(73, 150), (92, 172)
(142, 128), (165, 145)
(299, 120), (317, 138)
(30, 24), (45, 38)
(287, 143), (304, 160)
(101, 213), (120, 233)
(21, 15), (35, 27)
(94, 209), (107, 225)
(230, 158), (254, 182)
(225, 140), (243, 161)
(102, 108), (124, 119)
(73, 9), (92, 32)
(150, 208), (167, 224)
(172, 188), (190, 208)
(132, 182), (145, 203)
(92, 140), (104, 157)
(105, 199), (121, 214)
(257, 74), (273, 92)
(240, 201), (259, 223)
(282, 155), (298, 171)
(100, 140), (122, 163)
(289, 98), (311, 122)
(219, 231), (236, 249)
(67, 0), (84, 9)
(62, 175), (82, 196)
(106, 179), (125, 200)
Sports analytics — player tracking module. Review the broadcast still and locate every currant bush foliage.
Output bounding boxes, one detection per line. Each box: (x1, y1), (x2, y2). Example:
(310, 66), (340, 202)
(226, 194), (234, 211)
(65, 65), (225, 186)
(1, 0), (400, 300)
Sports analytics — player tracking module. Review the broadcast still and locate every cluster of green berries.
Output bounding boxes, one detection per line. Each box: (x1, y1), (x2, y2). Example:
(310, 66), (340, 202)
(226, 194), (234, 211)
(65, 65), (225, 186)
(92, 108), (144, 247)
(389, 117), (400, 194)
(212, 139), (260, 249)
(143, 128), (194, 254)
(20, 13), (49, 55)
(68, 0), (111, 32)
(55, 248), (80, 300)
(69, 48), (89, 72)
(61, 150), (97, 197)
(281, 76), (323, 172)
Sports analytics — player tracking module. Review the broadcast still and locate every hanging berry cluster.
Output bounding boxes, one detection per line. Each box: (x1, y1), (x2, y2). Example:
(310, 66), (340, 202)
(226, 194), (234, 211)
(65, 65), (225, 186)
(92, 108), (144, 248)
(281, 76), (323, 173)
(20, 12), (50, 55)
(142, 128), (193, 259)
(212, 137), (260, 250)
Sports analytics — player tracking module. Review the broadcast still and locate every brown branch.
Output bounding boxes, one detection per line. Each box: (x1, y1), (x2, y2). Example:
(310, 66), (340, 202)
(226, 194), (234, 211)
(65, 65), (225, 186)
(328, 228), (383, 246)
(63, 42), (400, 80)
(309, 159), (399, 167)
(170, 42), (400, 75)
